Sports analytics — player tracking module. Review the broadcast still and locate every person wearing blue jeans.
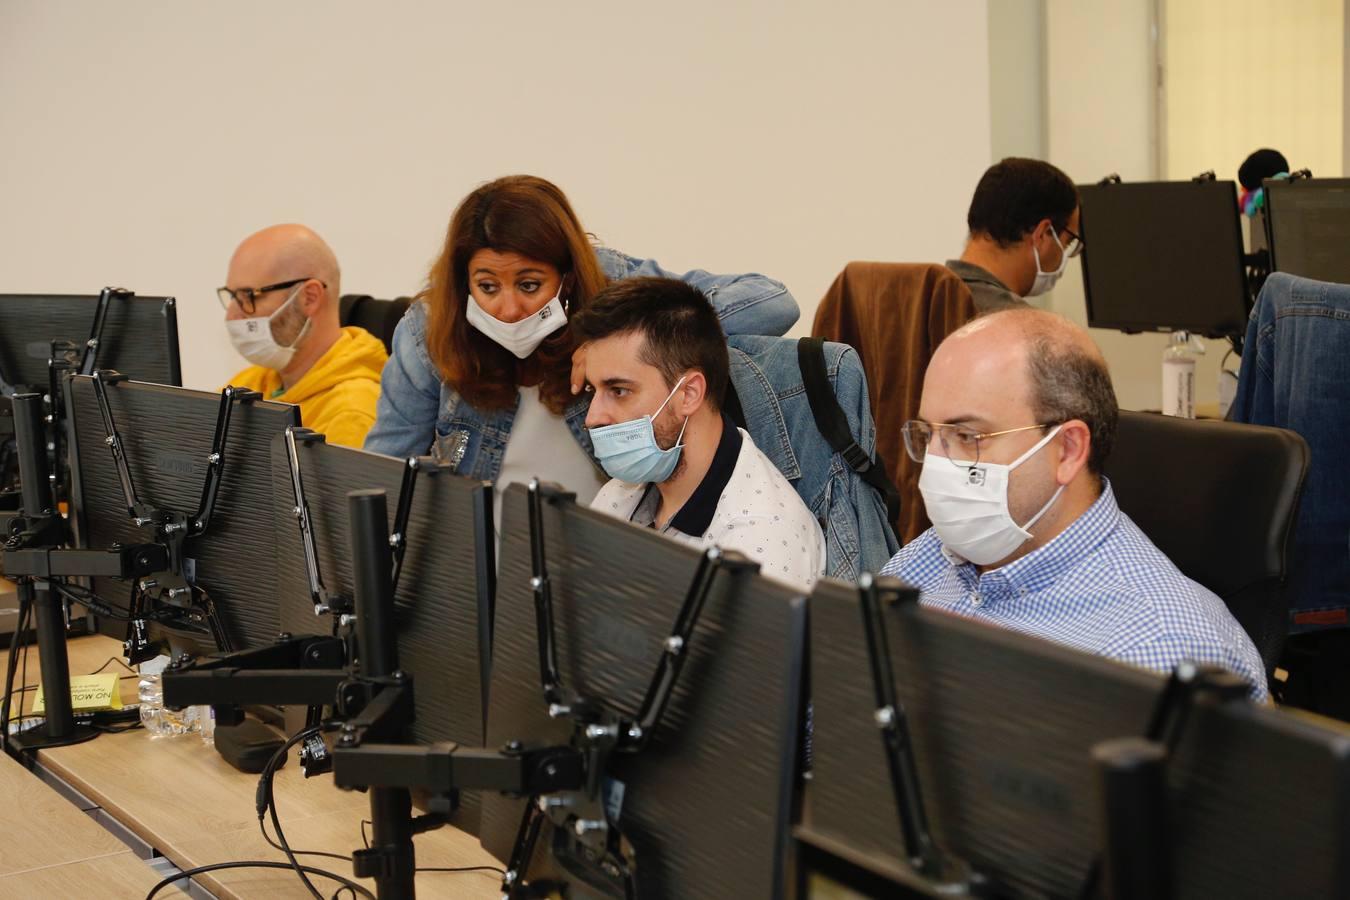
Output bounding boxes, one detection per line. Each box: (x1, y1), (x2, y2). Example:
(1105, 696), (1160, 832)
(1230, 272), (1350, 633)
(1231, 272), (1350, 716)
(364, 175), (798, 527)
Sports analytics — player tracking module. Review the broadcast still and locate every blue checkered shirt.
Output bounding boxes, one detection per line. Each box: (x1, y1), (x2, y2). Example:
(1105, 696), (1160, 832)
(880, 480), (1269, 701)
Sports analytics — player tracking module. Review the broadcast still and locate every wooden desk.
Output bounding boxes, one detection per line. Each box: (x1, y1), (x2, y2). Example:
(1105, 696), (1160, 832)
(0, 742), (160, 897)
(7, 635), (501, 899)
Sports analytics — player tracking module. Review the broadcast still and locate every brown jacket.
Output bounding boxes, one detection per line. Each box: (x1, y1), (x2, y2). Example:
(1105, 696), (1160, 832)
(813, 262), (977, 544)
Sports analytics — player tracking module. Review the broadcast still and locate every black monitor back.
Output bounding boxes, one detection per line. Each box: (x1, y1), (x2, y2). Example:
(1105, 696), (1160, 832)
(1078, 180), (1249, 337)
(481, 483), (806, 899)
(0, 294), (181, 391)
(270, 437), (492, 832)
(272, 440), (491, 735)
(1264, 177), (1350, 284)
(806, 578), (1350, 899)
(64, 376), (298, 655)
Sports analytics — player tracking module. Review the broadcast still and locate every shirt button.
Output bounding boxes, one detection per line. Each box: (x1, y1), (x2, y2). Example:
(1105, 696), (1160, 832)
(970, 593), (983, 608)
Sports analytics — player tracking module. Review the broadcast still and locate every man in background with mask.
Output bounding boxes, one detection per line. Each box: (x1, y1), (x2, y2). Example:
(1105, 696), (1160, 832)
(881, 308), (1267, 699)
(946, 158), (1082, 311)
(219, 224), (387, 447)
(577, 277), (825, 593)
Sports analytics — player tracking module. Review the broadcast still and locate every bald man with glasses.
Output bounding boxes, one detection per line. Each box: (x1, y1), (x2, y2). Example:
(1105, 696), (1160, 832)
(881, 308), (1268, 700)
(219, 224), (388, 447)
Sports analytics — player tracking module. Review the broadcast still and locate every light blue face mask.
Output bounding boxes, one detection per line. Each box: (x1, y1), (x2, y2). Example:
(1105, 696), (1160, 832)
(589, 376), (688, 484)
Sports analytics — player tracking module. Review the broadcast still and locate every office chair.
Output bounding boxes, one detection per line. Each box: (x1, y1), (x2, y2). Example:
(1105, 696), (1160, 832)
(1103, 410), (1309, 674)
(338, 294), (413, 354)
(813, 262), (976, 543)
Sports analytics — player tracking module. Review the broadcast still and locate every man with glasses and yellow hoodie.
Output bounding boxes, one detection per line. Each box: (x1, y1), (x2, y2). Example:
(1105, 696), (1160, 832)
(218, 224), (388, 447)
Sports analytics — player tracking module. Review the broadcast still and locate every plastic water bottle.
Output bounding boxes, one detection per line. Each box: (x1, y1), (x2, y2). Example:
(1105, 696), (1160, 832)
(137, 655), (199, 738)
(1162, 331), (1204, 418)
(198, 705), (216, 747)
(137, 655), (169, 736)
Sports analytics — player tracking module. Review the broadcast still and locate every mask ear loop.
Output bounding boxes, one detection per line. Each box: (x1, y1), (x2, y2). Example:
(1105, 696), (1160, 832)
(558, 273), (572, 315)
(1033, 228), (1070, 277)
(652, 375), (690, 451)
(276, 284), (312, 350)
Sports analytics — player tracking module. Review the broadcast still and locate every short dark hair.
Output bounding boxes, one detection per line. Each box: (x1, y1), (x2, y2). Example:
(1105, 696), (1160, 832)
(1238, 148), (1289, 190)
(1025, 332), (1118, 475)
(571, 276), (729, 411)
(968, 157), (1079, 247)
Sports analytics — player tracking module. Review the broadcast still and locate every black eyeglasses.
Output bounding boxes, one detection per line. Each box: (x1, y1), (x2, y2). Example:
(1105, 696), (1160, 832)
(1062, 227), (1085, 258)
(216, 277), (323, 315)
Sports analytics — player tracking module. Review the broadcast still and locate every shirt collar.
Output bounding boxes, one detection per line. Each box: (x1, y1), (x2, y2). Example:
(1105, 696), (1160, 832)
(667, 413), (742, 537)
(941, 477), (1121, 594)
(945, 258), (1012, 292)
(622, 413), (742, 537)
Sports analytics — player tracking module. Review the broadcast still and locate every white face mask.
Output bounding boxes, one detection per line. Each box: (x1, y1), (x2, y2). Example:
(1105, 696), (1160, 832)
(465, 283), (567, 359)
(918, 424), (1064, 566)
(225, 285), (311, 371)
(1027, 229), (1070, 297)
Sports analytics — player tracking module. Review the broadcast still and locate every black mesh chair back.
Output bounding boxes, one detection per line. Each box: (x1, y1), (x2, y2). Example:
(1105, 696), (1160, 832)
(1104, 410), (1309, 673)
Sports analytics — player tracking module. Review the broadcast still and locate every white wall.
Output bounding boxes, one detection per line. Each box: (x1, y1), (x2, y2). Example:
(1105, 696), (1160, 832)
(988, 0), (1047, 160)
(1163, 0), (1343, 181)
(0, 1), (992, 391)
(1043, 0), (1232, 412)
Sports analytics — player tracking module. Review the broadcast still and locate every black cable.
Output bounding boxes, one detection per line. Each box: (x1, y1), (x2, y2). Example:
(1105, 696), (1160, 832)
(88, 655), (139, 677)
(421, 865), (507, 875)
(259, 816), (353, 865)
(142, 860), (375, 900)
(14, 672), (138, 695)
(17, 601), (32, 728)
(260, 725), (330, 899)
(50, 581), (137, 621)
(359, 807), (504, 877)
(0, 589), (31, 750)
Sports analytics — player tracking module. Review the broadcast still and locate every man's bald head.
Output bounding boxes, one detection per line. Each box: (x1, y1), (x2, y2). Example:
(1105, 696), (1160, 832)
(227, 224), (341, 314)
(925, 308), (1118, 473)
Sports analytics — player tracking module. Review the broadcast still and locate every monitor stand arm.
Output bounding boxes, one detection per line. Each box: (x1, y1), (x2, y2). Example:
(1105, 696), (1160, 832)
(1, 393), (162, 752)
(859, 575), (978, 890)
(1077, 665), (1250, 900)
(92, 371), (262, 660)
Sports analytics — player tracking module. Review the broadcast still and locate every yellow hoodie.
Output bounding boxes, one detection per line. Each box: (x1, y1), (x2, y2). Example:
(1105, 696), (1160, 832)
(226, 326), (388, 448)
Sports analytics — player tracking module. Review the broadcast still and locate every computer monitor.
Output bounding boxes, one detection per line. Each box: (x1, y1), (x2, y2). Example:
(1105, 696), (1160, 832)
(1078, 180), (1249, 337)
(63, 375), (299, 656)
(479, 482), (806, 899)
(0, 293), (181, 392)
(1263, 177), (1350, 284)
(269, 435), (493, 832)
(803, 577), (1350, 898)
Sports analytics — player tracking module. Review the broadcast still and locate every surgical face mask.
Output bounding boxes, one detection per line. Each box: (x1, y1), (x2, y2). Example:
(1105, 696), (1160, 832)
(465, 283), (567, 359)
(1027, 229), (1070, 297)
(918, 425), (1064, 566)
(588, 376), (689, 484)
(225, 285), (311, 371)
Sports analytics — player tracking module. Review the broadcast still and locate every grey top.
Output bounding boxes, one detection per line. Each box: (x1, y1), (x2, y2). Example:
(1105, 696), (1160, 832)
(946, 259), (1027, 312)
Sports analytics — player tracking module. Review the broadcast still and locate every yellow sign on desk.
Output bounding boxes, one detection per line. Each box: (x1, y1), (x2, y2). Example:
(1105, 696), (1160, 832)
(31, 674), (123, 715)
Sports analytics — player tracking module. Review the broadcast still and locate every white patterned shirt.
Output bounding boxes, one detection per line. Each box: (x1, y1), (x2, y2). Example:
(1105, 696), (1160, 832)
(880, 479), (1269, 701)
(592, 416), (826, 594)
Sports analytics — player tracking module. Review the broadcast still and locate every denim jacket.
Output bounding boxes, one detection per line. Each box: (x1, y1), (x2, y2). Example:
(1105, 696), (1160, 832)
(364, 247), (799, 479)
(726, 335), (900, 580)
(1230, 272), (1350, 631)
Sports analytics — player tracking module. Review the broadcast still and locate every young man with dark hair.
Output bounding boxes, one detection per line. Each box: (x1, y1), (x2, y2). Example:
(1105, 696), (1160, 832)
(883, 308), (1267, 699)
(574, 276), (825, 592)
(947, 157), (1083, 311)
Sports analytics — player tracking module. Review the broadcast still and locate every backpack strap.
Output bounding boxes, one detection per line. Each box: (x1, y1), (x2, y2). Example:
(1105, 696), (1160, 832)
(797, 337), (901, 525)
